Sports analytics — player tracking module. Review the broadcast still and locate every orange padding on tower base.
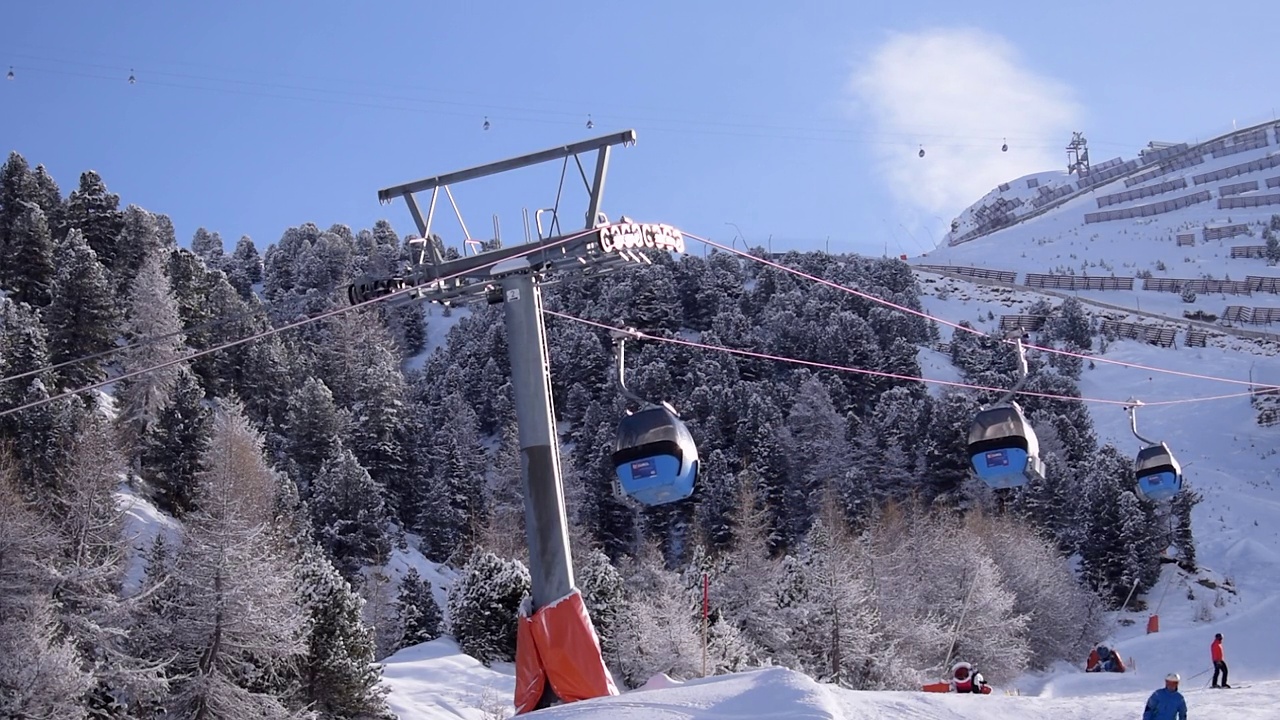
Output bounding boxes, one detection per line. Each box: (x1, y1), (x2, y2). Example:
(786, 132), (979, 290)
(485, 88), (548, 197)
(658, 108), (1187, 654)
(514, 614), (547, 714)
(514, 589), (619, 714)
(1147, 615), (1160, 634)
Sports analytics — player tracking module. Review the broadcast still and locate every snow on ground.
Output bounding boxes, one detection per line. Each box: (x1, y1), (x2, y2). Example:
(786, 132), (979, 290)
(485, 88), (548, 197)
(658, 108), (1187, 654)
(406, 304), (473, 372)
(114, 483), (182, 596)
(381, 638), (514, 720)
(384, 536), (460, 623)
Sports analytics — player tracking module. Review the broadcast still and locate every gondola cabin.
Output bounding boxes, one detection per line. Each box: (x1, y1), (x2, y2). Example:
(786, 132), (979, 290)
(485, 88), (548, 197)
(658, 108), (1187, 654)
(611, 404), (699, 506)
(1134, 443), (1182, 501)
(966, 403), (1046, 489)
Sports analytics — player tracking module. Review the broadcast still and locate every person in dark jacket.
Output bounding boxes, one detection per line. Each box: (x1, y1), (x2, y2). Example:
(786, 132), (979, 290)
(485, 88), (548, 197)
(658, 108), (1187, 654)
(1143, 673), (1188, 720)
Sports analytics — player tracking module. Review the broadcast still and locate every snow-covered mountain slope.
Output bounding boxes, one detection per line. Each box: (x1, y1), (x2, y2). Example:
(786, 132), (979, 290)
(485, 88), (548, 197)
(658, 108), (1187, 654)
(380, 122), (1280, 719)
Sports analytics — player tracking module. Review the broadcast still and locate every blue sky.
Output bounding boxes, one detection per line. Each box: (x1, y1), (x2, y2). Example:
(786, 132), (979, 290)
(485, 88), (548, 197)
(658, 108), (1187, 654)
(5, 1), (1279, 258)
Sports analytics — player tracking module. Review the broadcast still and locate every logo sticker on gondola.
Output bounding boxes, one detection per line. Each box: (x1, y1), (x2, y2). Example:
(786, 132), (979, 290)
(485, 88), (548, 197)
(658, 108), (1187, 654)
(984, 450), (1009, 467)
(599, 223), (685, 255)
(629, 458), (658, 479)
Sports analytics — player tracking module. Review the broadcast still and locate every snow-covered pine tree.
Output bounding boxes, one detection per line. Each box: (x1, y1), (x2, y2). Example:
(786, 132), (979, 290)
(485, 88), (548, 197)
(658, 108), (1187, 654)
(190, 227), (225, 270)
(30, 163), (65, 231)
(1171, 487), (1201, 572)
(0, 297), (55, 420)
(161, 400), (308, 719)
(282, 376), (348, 495)
(5, 378), (82, 497)
(45, 228), (120, 391)
(395, 567), (443, 650)
(318, 310), (411, 512)
(113, 205), (165, 300)
(140, 366), (210, 517)
(784, 374), (851, 531)
(1, 201), (57, 307)
(115, 246), (187, 466)
(1044, 297), (1094, 351)
(0, 451), (93, 720)
(309, 447), (393, 581)
(61, 170), (126, 275)
(295, 545), (394, 719)
(576, 548), (626, 669)
(227, 235), (263, 299)
(418, 392), (487, 561)
(0, 151), (39, 250)
(1077, 444), (1164, 605)
(711, 470), (791, 665)
(446, 552), (530, 665)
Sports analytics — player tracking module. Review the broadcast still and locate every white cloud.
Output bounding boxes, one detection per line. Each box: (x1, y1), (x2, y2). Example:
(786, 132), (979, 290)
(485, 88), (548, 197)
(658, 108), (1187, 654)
(847, 27), (1083, 239)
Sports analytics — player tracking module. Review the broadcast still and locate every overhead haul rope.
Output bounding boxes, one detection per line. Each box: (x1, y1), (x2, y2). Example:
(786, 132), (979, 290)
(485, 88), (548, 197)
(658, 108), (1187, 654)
(0, 227), (599, 420)
(0, 292), (316, 389)
(542, 310), (1255, 408)
(4, 54), (1138, 151)
(683, 231), (1278, 393)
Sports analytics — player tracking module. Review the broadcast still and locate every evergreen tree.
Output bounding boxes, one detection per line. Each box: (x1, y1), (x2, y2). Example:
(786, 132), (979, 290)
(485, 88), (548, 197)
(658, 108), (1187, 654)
(0, 152), (39, 288)
(114, 204), (164, 299)
(6, 379), (83, 498)
(446, 552), (530, 665)
(228, 235), (264, 299)
(309, 447), (393, 581)
(282, 377), (348, 495)
(296, 546), (394, 719)
(115, 247), (186, 465)
(319, 310), (410, 508)
(140, 367), (210, 517)
(395, 567), (443, 650)
(190, 227), (225, 269)
(1045, 298), (1094, 350)
(1171, 487), (1201, 572)
(0, 298), (55, 420)
(577, 548), (627, 669)
(46, 228), (119, 391)
(1, 201), (56, 307)
(1078, 444), (1163, 604)
(61, 170), (125, 274)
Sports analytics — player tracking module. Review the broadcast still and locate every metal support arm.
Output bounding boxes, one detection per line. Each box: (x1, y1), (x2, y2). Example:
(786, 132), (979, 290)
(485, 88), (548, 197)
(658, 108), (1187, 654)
(612, 331), (649, 408)
(995, 335), (1031, 407)
(1125, 399), (1159, 446)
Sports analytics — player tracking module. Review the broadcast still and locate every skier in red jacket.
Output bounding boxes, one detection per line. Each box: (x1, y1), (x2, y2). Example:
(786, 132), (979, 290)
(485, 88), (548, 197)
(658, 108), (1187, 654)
(1211, 633), (1230, 688)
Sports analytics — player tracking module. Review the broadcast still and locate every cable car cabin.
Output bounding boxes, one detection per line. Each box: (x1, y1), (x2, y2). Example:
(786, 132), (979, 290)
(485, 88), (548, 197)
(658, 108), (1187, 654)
(966, 403), (1046, 489)
(1134, 443), (1183, 501)
(611, 405), (699, 506)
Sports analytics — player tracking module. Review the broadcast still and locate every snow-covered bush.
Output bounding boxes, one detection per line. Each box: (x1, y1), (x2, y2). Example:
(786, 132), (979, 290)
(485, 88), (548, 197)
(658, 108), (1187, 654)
(446, 552), (530, 665)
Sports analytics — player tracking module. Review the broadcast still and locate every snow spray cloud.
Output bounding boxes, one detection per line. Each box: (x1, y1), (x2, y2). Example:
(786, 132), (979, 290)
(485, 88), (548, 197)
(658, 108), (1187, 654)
(846, 27), (1082, 243)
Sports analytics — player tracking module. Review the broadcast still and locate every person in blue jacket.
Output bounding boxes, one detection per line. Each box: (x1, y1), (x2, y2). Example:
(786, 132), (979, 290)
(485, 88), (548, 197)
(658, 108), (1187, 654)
(1143, 673), (1188, 720)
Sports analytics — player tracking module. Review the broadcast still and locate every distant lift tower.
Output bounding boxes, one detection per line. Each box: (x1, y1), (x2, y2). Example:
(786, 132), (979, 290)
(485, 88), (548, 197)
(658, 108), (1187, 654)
(1066, 131), (1090, 177)
(349, 130), (686, 714)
